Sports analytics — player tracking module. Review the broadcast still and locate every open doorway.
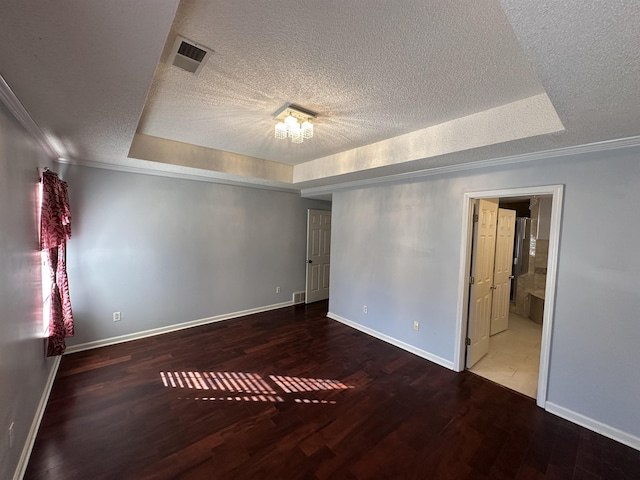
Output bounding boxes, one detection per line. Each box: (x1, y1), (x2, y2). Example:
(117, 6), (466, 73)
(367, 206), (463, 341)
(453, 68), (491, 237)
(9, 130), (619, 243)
(454, 185), (563, 408)
(468, 196), (551, 398)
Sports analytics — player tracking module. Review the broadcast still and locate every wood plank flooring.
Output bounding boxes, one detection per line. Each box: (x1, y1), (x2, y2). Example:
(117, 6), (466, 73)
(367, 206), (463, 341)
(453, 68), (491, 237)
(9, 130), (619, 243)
(25, 301), (640, 479)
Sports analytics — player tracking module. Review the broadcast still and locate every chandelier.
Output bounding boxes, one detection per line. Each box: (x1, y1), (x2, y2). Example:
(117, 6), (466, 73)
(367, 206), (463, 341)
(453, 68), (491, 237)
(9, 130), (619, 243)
(274, 104), (317, 144)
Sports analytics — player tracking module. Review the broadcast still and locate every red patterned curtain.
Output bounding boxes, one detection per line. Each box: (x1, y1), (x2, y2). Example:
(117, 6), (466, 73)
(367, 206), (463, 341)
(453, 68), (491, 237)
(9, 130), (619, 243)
(41, 170), (73, 356)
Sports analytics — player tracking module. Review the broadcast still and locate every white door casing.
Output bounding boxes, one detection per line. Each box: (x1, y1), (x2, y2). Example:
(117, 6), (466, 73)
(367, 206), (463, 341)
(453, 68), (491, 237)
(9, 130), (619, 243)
(306, 209), (331, 303)
(455, 185), (564, 409)
(490, 208), (516, 336)
(466, 198), (499, 368)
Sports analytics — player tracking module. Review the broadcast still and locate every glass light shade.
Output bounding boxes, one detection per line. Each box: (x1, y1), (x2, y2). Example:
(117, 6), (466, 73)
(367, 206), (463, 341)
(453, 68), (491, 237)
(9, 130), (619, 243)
(275, 122), (287, 139)
(284, 114), (298, 128)
(289, 122), (303, 143)
(301, 121), (313, 139)
(288, 121), (300, 138)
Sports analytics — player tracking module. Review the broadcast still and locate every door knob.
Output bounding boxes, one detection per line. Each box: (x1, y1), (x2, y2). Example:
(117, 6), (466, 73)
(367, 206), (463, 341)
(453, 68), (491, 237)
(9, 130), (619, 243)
(308, 260), (313, 263)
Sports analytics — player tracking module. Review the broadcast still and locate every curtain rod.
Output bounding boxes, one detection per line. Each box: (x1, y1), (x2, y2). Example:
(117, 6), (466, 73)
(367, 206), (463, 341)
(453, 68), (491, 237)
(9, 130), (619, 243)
(38, 166), (51, 180)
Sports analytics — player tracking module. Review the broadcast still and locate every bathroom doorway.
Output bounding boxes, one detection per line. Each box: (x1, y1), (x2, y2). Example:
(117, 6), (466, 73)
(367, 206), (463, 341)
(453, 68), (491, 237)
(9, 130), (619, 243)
(455, 185), (563, 408)
(468, 196), (550, 397)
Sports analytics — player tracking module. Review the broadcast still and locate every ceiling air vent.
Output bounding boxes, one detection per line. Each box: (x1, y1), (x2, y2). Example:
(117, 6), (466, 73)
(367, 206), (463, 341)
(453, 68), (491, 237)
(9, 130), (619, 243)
(169, 35), (213, 75)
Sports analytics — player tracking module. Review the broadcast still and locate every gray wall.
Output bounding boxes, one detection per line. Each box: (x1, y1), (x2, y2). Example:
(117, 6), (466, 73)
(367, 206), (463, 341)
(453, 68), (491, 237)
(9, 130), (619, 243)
(329, 146), (640, 440)
(537, 196), (552, 240)
(0, 102), (56, 479)
(62, 165), (330, 347)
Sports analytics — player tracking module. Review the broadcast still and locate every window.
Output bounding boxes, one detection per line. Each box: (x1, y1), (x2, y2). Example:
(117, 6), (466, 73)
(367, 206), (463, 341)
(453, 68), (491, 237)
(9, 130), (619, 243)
(38, 178), (51, 336)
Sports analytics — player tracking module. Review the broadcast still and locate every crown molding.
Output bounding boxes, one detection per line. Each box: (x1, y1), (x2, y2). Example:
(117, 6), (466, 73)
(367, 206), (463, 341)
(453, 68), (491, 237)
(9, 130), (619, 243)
(55, 157), (300, 194)
(299, 135), (640, 197)
(4, 65), (638, 196)
(0, 70), (296, 194)
(0, 73), (59, 160)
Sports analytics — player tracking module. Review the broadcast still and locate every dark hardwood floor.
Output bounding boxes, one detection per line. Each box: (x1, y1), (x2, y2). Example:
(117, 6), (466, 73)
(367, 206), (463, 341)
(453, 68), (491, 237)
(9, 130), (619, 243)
(26, 301), (640, 479)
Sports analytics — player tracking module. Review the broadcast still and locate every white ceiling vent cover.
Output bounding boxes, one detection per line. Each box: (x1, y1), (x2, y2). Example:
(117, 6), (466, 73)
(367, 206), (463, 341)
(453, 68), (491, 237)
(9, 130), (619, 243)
(169, 35), (213, 75)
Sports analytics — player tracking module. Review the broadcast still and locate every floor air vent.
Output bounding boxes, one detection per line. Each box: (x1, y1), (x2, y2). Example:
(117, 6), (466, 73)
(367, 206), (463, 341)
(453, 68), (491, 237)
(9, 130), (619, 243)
(169, 35), (213, 75)
(293, 292), (306, 304)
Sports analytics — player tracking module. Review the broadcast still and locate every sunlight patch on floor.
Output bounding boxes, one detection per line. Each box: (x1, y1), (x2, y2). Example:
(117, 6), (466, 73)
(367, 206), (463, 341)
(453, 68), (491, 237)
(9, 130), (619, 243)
(160, 370), (351, 405)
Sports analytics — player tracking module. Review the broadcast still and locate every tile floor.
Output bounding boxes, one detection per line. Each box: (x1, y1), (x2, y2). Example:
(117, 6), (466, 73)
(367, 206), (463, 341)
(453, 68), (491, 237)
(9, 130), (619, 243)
(469, 312), (542, 398)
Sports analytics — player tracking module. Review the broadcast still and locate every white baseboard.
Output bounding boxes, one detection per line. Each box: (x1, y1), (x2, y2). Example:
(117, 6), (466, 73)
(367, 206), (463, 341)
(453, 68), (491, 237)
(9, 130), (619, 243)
(65, 301), (293, 354)
(327, 311), (454, 371)
(546, 402), (640, 451)
(13, 356), (61, 480)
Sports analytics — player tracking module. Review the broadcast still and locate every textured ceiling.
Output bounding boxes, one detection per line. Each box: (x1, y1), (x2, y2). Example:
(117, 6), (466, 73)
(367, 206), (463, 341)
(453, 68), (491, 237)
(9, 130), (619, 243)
(0, 1), (638, 191)
(138, 0), (546, 165)
(0, 0), (180, 163)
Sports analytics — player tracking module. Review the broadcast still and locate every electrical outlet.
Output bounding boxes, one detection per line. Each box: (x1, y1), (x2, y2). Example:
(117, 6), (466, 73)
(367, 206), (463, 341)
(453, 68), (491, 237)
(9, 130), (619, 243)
(113, 312), (121, 322)
(363, 305), (368, 314)
(8, 422), (14, 449)
(276, 286), (281, 294)
(413, 321), (420, 331)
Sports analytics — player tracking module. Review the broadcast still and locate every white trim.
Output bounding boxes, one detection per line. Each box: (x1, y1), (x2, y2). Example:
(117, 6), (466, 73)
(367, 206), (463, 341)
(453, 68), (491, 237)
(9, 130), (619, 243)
(3, 65), (640, 195)
(546, 402), (640, 452)
(453, 196), (475, 372)
(13, 356), (61, 480)
(64, 301), (293, 354)
(0, 70), (295, 193)
(327, 312), (455, 370)
(539, 186), (563, 407)
(0, 74), (58, 161)
(55, 157), (300, 194)
(454, 185), (563, 410)
(300, 135), (640, 197)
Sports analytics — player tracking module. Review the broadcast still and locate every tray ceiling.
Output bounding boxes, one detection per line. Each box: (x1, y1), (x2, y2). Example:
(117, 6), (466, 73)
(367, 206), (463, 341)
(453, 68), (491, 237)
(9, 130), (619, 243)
(0, 1), (638, 190)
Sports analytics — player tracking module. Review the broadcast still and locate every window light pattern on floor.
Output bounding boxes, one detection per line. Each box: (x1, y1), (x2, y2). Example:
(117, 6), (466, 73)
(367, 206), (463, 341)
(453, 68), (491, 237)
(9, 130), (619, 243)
(269, 375), (352, 393)
(160, 371), (352, 405)
(160, 371), (276, 394)
(180, 395), (285, 403)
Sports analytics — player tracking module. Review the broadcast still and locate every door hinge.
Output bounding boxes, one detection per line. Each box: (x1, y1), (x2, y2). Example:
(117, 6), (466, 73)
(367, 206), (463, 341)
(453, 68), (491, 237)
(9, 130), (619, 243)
(465, 338), (471, 346)
(473, 213), (479, 222)
(469, 276), (475, 285)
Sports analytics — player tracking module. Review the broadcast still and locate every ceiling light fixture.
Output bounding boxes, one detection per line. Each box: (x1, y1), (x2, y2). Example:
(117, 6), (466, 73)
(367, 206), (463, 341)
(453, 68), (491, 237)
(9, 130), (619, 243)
(274, 104), (317, 144)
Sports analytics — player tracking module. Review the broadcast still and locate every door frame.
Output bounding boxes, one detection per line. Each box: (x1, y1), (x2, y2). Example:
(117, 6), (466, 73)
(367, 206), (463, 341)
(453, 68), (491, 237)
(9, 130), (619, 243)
(454, 185), (564, 408)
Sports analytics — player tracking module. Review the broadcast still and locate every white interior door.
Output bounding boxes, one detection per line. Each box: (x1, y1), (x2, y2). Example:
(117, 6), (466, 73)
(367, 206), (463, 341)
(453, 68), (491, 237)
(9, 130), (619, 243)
(306, 209), (331, 303)
(466, 198), (498, 368)
(491, 208), (516, 335)
(490, 208), (516, 335)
